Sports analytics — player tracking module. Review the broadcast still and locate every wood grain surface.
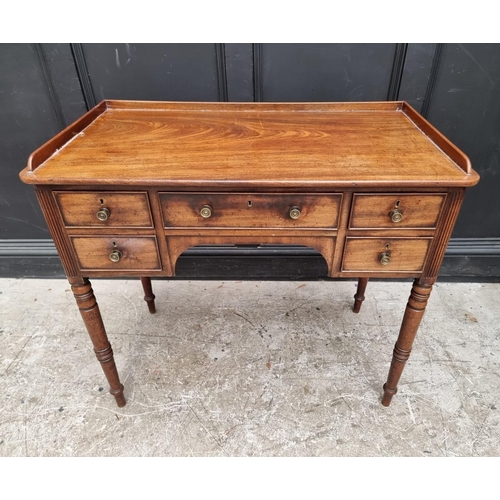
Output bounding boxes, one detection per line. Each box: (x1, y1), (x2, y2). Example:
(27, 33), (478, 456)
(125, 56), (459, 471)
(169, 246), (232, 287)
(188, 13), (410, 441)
(342, 237), (431, 272)
(160, 193), (341, 228)
(19, 100), (480, 408)
(55, 191), (152, 227)
(71, 236), (160, 271)
(349, 193), (445, 229)
(20, 101), (479, 188)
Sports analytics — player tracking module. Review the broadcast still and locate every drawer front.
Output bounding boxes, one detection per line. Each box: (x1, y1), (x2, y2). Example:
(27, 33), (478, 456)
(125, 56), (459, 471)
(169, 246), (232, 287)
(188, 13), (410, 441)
(350, 194), (445, 229)
(71, 236), (160, 270)
(342, 237), (431, 272)
(160, 193), (341, 228)
(55, 191), (153, 227)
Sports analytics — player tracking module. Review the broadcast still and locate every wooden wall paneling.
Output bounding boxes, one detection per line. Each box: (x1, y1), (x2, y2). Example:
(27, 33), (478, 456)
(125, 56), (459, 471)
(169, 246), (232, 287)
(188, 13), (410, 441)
(215, 43), (228, 102)
(80, 43), (222, 102)
(253, 43), (263, 102)
(225, 43), (254, 102)
(34, 44), (66, 130)
(1, 43), (499, 279)
(398, 43), (438, 113)
(0, 44), (62, 239)
(420, 43), (443, 117)
(40, 44), (87, 124)
(424, 43), (500, 238)
(70, 43), (96, 109)
(386, 43), (408, 101)
(258, 43), (398, 102)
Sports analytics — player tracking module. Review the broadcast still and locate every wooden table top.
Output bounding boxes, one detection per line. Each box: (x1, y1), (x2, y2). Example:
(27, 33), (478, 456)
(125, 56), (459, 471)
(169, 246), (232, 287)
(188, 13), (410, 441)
(20, 100), (479, 189)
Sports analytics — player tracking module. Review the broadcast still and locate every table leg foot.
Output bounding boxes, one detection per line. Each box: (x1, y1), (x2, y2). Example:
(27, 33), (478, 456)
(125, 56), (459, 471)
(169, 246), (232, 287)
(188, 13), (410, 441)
(381, 278), (433, 406)
(140, 277), (156, 314)
(70, 278), (126, 407)
(94, 344), (126, 407)
(110, 384), (126, 407)
(353, 278), (368, 313)
(382, 383), (397, 406)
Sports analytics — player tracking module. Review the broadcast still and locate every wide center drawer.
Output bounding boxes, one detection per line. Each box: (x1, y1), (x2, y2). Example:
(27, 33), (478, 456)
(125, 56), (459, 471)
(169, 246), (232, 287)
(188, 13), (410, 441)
(71, 236), (161, 270)
(55, 191), (153, 228)
(350, 194), (446, 229)
(159, 193), (341, 228)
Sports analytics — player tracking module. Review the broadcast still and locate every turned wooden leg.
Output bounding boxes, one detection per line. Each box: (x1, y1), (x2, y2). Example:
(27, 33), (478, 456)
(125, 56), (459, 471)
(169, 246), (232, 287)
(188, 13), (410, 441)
(382, 278), (433, 407)
(70, 278), (126, 407)
(140, 277), (156, 314)
(353, 278), (369, 313)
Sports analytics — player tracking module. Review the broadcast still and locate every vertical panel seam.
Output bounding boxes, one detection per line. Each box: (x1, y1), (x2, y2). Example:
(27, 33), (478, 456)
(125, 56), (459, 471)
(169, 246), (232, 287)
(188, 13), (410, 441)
(215, 43), (228, 102)
(387, 43), (408, 101)
(421, 43), (444, 118)
(253, 43), (263, 102)
(70, 43), (97, 110)
(35, 43), (66, 130)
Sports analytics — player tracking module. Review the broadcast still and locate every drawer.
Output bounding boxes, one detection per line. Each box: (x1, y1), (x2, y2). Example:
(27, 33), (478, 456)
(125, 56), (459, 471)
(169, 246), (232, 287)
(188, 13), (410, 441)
(55, 191), (153, 227)
(349, 194), (445, 229)
(71, 236), (161, 270)
(159, 193), (341, 228)
(342, 237), (432, 272)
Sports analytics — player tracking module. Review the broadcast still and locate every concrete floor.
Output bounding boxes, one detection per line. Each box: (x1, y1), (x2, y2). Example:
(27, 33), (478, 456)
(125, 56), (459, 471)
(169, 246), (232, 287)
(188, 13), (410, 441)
(0, 278), (499, 456)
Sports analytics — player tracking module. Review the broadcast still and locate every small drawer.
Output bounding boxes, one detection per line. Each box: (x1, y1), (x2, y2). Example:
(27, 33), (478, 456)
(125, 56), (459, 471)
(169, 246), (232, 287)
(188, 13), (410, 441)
(159, 193), (341, 228)
(342, 237), (432, 272)
(349, 194), (445, 229)
(55, 191), (153, 228)
(71, 236), (161, 270)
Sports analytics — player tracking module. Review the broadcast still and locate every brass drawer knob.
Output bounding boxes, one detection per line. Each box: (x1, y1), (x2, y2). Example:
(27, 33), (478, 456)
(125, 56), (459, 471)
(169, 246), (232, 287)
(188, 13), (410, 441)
(96, 207), (110, 221)
(289, 206), (301, 219)
(109, 250), (122, 263)
(389, 208), (403, 223)
(379, 252), (391, 265)
(200, 205), (212, 218)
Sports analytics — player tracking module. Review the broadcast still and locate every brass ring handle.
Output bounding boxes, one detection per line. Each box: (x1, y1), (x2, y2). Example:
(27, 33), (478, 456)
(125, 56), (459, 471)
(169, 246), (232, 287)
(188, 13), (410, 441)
(109, 250), (122, 263)
(289, 206), (301, 220)
(379, 252), (391, 266)
(200, 205), (212, 218)
(96, 207), (110, 221)
(389, 208), (403, 223)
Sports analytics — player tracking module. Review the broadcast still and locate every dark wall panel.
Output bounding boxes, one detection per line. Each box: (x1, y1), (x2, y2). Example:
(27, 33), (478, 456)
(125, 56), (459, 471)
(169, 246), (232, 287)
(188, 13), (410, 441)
(425, 43), (500, 238)
(259, 43), (397, 102)
(398, 43), (437, 113)
(1, 43), (500, 278)
(0, 44), (62, 238)
(225, 43), (254, 101)
(82, 43), (222, 102)
(42, 43), (87, 126)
